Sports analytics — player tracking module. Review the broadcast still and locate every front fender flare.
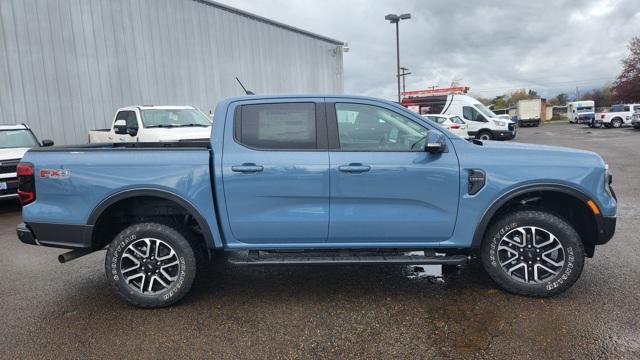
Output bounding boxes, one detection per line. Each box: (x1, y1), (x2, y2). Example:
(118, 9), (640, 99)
(471, 183), (597, 248)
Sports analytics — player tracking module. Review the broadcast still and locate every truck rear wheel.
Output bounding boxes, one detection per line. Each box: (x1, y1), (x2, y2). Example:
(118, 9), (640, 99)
(105, 222), (197, 308)
(480, 210), (585, 297)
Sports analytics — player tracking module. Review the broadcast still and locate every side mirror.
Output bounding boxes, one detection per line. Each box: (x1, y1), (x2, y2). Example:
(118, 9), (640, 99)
(113, 120), (127, 135)
(41, 139), (54, 147)
(425, 132), (447, 153)
(126, 127), (138, 137)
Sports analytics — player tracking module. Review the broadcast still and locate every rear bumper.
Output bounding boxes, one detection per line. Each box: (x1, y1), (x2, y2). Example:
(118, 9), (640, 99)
(16, 223), (37, 245)
(17, 222), (93, 249)
(596, 216), (616, 245)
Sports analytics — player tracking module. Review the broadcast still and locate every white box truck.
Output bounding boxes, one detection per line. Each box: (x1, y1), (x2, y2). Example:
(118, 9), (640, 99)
(517, 99), (544, 127)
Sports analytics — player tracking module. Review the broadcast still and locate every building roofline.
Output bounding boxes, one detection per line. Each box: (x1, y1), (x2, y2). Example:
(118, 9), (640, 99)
(193, 0), (344, 46)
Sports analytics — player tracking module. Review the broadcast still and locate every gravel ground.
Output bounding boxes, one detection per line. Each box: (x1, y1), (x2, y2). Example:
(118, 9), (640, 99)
(1, 123), (639, 359)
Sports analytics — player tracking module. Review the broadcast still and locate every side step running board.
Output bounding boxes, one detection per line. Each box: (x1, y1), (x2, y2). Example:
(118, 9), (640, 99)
(227, 251), (469, 266)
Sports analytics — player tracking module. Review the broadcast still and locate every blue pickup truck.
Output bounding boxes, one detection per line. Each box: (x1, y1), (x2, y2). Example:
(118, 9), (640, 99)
(16, 95), (616, 307)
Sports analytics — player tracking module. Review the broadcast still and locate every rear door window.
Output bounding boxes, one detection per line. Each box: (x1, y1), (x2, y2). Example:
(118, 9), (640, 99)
(237, 103), (317, 150)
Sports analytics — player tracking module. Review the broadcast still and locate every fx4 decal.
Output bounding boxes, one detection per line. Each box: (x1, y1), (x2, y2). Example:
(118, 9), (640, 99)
(39, 169), (71, 179)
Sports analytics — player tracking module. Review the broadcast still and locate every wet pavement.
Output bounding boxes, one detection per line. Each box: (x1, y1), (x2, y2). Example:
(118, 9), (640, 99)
(1, 123), (639, 359)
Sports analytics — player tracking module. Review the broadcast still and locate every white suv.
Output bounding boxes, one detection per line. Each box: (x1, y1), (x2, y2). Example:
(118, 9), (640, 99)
(422, 114), (470, 139)
(0, 124), (53, 200)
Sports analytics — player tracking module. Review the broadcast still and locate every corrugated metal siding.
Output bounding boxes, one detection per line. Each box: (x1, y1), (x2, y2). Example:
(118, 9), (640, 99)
(0, 0), (344, 144)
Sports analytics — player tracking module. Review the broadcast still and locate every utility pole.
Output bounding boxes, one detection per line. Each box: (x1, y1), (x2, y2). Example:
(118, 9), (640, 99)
(399, 67), (411, 93)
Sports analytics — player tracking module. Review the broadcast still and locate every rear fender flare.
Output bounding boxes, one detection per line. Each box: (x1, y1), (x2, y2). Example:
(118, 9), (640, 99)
(87, 188), (215, 249)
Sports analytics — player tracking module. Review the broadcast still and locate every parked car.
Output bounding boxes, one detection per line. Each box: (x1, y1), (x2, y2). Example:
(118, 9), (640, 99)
(0, 124), (53, 201)
(593, 104), (640, 128)
(422, 114), (470, 139)
(88, 106), (212, 143)
(17, 95), (616, 308)
(630, 111), (640, 129)
(402, 92), (516, 140)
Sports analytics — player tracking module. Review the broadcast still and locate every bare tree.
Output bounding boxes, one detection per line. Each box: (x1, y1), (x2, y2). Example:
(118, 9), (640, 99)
(614, 37), (640, 102)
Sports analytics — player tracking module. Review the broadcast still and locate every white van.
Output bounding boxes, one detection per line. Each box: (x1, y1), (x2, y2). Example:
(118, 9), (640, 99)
(402, 93), (516, 140)
(567, 101), (595, 124)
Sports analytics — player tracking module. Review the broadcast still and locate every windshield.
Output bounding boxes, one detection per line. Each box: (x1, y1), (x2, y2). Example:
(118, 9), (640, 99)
(577, 106), (594, 113)
(475, 103), (498, 118)
(141, 109), (212, 128)
(0, 129), (39, 149)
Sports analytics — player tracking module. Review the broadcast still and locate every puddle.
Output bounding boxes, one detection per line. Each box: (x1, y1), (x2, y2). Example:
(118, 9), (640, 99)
(403, 264), (446, 284)
(402, 251), (460, 284)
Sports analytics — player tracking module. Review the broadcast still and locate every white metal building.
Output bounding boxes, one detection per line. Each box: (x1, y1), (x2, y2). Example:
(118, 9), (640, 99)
(0, 0), (344, 144)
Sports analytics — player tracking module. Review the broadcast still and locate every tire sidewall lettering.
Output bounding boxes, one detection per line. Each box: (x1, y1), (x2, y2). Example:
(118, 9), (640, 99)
(489, 221), (518, 268)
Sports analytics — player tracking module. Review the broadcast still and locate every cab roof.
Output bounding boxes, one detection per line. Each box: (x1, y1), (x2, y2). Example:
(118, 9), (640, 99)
(119, 105), (197, 111)
(0, 124), (29, 130)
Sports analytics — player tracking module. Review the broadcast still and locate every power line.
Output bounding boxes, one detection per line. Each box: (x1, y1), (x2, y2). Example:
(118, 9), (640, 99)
(470, 77), (613, 93)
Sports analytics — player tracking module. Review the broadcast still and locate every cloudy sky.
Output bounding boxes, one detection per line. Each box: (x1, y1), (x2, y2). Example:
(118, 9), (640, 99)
(222, 0), (640, 100)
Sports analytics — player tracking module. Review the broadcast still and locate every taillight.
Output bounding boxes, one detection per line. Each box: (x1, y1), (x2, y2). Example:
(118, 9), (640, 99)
(449, 124), (460, 129)
(17, 162), (35, 205)
(600, 114), (605, 119)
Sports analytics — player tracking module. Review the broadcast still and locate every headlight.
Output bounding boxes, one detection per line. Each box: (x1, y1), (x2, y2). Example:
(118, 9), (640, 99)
(494, 120), (506, 127)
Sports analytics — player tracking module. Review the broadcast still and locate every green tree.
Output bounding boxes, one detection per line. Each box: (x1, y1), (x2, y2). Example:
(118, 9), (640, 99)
(556, 93), (568, 105)
(491, 95), (507, 109)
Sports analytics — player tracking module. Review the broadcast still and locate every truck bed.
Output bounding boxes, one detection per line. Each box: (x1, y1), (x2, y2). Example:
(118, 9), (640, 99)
(29, 141), (211, 152)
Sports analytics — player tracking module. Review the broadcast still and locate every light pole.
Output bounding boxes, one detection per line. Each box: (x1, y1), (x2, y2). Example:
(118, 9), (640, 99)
(385, 13), (411, 103)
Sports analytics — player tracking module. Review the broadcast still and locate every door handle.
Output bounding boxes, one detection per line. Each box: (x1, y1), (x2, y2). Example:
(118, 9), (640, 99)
(338, 163), (371, 173)
(231, 163), (264, 173)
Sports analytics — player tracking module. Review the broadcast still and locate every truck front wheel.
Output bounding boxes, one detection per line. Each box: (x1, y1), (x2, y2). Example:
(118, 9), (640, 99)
(480, 210), (585, 297)
(105, 222), (197, 308)
(477, 131), (493, 141)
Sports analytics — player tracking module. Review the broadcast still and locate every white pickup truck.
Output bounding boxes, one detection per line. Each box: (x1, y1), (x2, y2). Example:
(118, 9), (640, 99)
(594, 103), (640, 128)
(88, 106), (212, 143)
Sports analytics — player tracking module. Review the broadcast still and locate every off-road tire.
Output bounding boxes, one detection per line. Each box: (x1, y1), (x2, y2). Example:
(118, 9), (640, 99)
(105, 222), (197, 308)
(480, 210), (585, 297)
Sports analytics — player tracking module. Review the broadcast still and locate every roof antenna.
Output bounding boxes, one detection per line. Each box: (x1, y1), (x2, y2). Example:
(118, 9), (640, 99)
(235, 77), (255, 95)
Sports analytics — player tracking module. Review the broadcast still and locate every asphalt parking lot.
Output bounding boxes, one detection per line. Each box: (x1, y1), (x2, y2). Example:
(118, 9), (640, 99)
(1, 123), (639, 359)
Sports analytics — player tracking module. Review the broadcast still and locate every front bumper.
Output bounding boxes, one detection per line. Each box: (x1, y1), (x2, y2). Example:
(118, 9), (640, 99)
(494, 128), (516, 140)
(0, 177), (19, 200)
